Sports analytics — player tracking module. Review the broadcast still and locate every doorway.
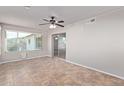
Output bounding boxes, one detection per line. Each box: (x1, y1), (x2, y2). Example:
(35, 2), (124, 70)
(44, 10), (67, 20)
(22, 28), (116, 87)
(52, 33), (66, 59)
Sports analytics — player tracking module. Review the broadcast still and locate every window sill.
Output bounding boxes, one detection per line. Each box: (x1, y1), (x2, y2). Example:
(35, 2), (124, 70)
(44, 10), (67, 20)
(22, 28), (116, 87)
(4, 49), (42, 53)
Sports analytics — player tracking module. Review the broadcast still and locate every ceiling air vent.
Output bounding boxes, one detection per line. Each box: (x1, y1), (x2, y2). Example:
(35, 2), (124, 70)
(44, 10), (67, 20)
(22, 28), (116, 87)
(85, 17), (96, 24)
(90, 18), (95, 22)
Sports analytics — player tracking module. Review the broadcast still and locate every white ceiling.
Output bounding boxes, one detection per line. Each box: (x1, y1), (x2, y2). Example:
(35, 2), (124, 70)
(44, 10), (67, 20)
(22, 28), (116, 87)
(0, 6), (121, 31)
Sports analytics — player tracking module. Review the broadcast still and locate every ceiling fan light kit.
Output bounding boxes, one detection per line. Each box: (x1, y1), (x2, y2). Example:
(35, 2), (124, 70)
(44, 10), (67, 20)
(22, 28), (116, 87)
(49, 24), (56, 29)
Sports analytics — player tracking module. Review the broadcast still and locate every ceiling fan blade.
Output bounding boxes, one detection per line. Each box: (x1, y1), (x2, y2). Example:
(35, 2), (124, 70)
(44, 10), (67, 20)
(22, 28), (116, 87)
(43, 19), (50, 22)
(57, 20), (64, 23)
(39, 23), (50, 25)
(55, 23), (64, 27)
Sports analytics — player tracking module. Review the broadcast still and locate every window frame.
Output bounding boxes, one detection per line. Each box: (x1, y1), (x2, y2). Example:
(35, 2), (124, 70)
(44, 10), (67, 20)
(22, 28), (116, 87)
(5, 30), (43, 53)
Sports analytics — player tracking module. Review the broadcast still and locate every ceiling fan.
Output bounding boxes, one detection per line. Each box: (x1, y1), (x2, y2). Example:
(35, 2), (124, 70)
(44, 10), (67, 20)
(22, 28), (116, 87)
(39, 16), (64, 29)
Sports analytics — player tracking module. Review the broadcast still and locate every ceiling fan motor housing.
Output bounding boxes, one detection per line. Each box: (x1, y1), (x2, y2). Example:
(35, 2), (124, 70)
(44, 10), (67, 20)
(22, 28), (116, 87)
(50, 20), (56, 24)
(50, 16), (56, 24)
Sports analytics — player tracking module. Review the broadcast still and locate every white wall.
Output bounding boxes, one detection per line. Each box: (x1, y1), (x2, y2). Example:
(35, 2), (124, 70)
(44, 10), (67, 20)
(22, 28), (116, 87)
(0, 24), (48, 63)
(0, 25), (1, 58)
(48, 8), (124, 78)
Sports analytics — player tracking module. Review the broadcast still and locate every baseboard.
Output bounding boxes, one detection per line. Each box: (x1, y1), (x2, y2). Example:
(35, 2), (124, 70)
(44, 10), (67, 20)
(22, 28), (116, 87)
(46, 55), (52, 57)
(0, 55), (49, 65)
(57, 57), (124, 80)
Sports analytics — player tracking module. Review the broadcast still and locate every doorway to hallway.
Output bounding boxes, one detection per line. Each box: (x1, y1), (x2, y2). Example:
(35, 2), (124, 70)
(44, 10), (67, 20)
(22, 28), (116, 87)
(52, 33), (66, 59)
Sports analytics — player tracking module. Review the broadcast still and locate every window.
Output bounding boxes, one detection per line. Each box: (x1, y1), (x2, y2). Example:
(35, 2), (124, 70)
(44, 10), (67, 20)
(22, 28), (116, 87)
(5, 30), (42, 52)
(28, 39), (31, 44)
(6, 31), (18, 52)
(35, 34), (42, 49)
